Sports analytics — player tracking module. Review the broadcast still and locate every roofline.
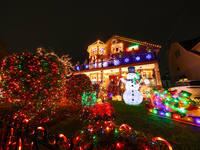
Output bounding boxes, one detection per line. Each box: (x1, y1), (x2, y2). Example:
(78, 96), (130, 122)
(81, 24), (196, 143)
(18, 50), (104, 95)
(106, 35), (161, 48)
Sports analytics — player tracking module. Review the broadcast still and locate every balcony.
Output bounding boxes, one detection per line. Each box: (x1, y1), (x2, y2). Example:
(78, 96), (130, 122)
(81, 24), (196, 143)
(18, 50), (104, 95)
(75, 52), (156, 71)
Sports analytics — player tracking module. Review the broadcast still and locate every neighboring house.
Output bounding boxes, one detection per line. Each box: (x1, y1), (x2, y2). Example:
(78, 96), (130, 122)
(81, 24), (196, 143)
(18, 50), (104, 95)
(161, 71), (171, 89)
(168, 37), (200, 84)
(74, 35), (162, 95)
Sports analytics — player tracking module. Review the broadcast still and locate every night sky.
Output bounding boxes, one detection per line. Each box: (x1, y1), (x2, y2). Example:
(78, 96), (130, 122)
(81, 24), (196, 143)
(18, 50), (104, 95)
(0, 0), (200, 75)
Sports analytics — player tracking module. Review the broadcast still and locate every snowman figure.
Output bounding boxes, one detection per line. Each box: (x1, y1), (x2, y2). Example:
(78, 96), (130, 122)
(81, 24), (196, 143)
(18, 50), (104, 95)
(120, 67), (143, 105)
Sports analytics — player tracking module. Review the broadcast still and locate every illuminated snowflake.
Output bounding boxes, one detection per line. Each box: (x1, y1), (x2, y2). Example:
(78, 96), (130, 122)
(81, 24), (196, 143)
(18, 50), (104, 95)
(146, 54), (152, 60)
(135, 56), (141, 61)
(103, 61), (108, 67)
(94, 62), (98, 68)
(124, 58), (129, 63)
(76, 66), (80, 71)
(114, 59), (120, 66)
(85, 64), (89, 69)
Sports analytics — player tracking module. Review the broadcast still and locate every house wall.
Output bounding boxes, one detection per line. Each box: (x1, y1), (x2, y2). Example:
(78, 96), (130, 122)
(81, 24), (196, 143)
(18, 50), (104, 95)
(168, 42), (200, 83)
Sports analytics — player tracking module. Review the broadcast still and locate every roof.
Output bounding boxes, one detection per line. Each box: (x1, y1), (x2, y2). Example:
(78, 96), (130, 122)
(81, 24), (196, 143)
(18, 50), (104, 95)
(106, 35), (161, 48)
(178, 37), (200, 50)
(87, 39), (107, 52)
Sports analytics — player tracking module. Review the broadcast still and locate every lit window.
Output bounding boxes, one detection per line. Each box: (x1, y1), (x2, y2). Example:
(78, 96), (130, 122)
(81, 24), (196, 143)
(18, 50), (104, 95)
(111, 43), (123, 53)
(99, 47), (104, 54)
(92, 48), (97, 55)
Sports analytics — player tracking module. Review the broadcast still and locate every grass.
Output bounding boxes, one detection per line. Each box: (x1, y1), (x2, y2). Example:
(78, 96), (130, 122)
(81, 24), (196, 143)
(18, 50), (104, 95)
(48, 100), (200, 150)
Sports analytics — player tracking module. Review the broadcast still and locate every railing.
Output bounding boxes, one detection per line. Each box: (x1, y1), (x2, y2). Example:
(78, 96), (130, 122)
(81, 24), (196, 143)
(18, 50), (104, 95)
(75, 52), (156, 71)
(0, 115), (92, 150)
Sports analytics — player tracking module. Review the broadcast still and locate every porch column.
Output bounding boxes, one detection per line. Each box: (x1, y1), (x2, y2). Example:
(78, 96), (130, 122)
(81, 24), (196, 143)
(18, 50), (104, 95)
(154, 63), (162, 87)
(119, 67), (122, 95)
(97, 72), (99, 82)
(101, 70), (103, 82)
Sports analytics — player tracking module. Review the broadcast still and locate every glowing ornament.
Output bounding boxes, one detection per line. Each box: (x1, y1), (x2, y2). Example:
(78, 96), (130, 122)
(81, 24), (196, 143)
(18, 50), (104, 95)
(120, 67), (143, 105)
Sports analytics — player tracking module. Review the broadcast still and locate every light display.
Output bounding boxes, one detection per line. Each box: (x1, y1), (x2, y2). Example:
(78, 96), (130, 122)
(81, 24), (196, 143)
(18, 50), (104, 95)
(146, 53), (152, 60)
(124, 57), (129, 63)
(0, 89), (2, 98)
(120, 67), (143, 105)
(126, 45), (139, 52)
(135, 56), (141, 61)
(82, 92), (97, 107)
(65, 74), (92, 105)
(0, 50), (71, 122)
(73, 121), (172, 149)
(146, 88), (200, 126)
(79, 103), (116, 122)
(103, 61), (108, 67)
(107, 81), (119, 100)
(114, 59), (120, 66)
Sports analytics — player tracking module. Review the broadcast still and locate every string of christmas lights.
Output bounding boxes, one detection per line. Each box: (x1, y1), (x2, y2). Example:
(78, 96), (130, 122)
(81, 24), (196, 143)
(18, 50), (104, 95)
(73, 121), (172, 149)
(146, 88), (200, 126)
(0, 51), (71, 123)
(65, 74), (92, 105)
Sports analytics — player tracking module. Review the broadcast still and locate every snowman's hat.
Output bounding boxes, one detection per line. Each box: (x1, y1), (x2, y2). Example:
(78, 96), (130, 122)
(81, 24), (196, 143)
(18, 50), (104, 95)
(128, 66), (135, 73)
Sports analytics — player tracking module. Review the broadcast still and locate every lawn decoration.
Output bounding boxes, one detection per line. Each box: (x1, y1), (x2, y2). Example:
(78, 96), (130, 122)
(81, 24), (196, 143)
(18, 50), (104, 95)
(65, 74), (92, 105)
(0, 49), (73, 123)
(112, 95), (122, 101)
(146, 88), (200, 126)
(107, 80), (119, 100)
(79, 92), (116, 122)
(73, 121), (173, 150)
(120, 66), (143, 105)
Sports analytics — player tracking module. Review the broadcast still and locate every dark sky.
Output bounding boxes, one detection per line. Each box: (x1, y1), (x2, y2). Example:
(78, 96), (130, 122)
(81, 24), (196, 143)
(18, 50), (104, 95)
(0, 0), (200, 75)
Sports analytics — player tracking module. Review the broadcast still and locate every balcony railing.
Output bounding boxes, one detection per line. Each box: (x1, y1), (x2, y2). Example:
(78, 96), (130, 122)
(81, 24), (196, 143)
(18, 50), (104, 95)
(75, 52), (156, 71)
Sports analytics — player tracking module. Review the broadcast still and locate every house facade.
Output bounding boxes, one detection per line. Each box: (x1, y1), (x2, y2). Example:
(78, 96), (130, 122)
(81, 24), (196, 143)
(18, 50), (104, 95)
(168, 37), (200, 84)
(74, 35), (162, 96)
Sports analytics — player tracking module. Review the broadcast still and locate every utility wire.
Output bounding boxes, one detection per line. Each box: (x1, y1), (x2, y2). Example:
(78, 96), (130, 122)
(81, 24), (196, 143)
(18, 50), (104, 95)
(159, 0), (189, 56)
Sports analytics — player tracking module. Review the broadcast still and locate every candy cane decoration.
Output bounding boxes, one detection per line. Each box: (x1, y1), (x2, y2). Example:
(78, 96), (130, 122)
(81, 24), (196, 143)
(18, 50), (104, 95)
(153, 137), (173, 150)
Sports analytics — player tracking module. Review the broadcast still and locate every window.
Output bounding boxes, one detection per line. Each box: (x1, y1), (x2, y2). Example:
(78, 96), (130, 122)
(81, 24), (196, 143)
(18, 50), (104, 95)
(175, 49), (180, 58)
(91, 47), (97, 55)
(111, 43), (123, 53)
(99, 47), (104, 54)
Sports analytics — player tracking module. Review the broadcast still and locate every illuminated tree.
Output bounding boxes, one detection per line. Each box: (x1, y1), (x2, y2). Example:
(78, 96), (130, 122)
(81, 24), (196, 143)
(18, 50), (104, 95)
(65, 74), (92, 104)
(107, 81), (119, 99)
(0, 50), (72, 122)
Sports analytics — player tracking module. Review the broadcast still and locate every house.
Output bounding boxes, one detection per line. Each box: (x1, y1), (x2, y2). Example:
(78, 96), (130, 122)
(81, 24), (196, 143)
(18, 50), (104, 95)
(168, 37), (200, 84)
(74, 35), (162, 96)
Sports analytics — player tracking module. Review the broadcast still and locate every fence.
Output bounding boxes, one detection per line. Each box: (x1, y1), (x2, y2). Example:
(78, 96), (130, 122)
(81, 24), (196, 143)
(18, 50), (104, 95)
(0, 115), (92, 150)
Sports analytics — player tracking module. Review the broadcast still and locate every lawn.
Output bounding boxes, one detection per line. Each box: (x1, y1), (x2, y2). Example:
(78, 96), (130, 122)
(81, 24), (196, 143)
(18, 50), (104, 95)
(48, 100), (200, 150)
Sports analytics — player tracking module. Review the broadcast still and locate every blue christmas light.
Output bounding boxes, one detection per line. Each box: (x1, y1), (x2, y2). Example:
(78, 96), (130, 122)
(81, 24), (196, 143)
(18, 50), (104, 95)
(94, 62), (98, 68)
(124, 57), (129, 63)
(76, 66), (80, 71)
(135, 56), (141, 61)
(146, 53), (152, 60)
(85, 64), (89, 69)
(103, 61), (108, 67)
(114, 59), (120, 66)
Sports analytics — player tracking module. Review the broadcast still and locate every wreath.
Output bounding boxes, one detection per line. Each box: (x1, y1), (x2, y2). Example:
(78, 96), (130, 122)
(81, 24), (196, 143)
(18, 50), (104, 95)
(111, 38), (118, 45)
